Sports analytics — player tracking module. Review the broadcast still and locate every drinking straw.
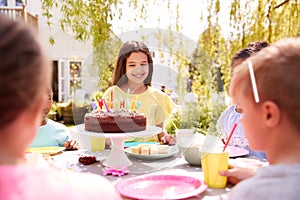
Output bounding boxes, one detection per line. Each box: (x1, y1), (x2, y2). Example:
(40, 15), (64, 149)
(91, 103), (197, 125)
(248, 61), (260, 103)
(223, 122), (238, 152)
(102, 98), (110, 112)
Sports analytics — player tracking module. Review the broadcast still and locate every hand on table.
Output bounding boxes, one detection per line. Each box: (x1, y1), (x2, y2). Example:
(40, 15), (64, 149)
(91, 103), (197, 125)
(63, 139), (79, 150)
(160, 134), (176, 145)
(219, 158), (267, 185)
(220, 166), (257, 185)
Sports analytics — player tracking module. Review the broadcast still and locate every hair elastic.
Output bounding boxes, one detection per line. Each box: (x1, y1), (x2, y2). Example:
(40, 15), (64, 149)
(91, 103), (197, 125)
(248, 60), (260, 103)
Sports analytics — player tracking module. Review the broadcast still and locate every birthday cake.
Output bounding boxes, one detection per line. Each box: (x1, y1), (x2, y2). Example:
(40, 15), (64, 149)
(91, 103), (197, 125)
(84, 110), (146, 133)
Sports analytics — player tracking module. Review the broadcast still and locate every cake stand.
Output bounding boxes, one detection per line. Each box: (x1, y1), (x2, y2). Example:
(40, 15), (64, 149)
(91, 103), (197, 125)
(73, 124), (161, 168)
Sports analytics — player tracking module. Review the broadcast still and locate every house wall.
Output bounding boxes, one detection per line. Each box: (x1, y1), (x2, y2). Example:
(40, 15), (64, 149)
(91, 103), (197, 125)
(25, 1), (93, 102)
(27, 0), (92, 61)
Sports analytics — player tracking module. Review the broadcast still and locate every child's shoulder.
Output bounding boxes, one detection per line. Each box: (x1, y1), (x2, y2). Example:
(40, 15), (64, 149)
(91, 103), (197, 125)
(222, 105), (241, 118)
(105, 85), (119, 92)
(45, 119), (68, 130)
(147, 86), (166, 95)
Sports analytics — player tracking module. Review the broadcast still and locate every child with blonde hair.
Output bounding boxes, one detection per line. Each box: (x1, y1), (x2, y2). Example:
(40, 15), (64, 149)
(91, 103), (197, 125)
(223, 37), (300, 199)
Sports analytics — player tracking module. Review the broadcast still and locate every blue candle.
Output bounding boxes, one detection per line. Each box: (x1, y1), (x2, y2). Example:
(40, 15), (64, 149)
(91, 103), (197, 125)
(137, 101), (141, 112)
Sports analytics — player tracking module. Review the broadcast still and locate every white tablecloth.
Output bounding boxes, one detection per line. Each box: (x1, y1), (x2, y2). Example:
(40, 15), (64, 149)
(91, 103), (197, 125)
(50, 149), (232, 200)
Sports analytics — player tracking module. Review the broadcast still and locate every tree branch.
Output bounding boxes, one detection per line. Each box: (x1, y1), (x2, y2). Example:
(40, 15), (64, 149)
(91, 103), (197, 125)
(274, 0), (290, 9)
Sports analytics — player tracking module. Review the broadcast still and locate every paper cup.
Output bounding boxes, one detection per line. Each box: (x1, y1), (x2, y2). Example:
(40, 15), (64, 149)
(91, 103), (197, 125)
(200, 152), (229, 188)
(91, 137), (106, 151)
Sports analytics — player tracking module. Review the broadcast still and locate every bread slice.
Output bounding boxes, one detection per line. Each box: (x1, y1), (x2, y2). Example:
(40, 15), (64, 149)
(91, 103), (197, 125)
(141, 145), (150, 155)
(150, 145), (158, 155)
(131, 145), (142, 154)
(157, 145), (168, 154)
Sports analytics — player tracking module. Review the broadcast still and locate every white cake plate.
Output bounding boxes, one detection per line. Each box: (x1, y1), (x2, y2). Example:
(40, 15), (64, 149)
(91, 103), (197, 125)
(73, 124), (161, 168)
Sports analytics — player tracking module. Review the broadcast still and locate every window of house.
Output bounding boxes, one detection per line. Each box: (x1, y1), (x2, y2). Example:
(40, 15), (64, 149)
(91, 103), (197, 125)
(0, 0), (7, 6)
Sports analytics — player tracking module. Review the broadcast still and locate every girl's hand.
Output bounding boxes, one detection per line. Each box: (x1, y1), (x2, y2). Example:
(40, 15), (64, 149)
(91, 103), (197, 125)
(63, 139), (80, 150)
(160, 134), (176, 145)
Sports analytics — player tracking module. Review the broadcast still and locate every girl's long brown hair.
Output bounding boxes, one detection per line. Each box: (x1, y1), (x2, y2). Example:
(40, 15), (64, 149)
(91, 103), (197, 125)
(112, 41), (153, 86)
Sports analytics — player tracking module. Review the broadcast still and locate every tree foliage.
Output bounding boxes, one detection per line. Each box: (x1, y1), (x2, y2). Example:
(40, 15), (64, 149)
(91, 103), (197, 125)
(41, 0), (300, 134)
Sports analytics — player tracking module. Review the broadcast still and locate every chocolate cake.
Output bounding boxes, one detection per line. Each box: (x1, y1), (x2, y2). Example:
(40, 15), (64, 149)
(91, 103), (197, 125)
(84, 110), (146, 133)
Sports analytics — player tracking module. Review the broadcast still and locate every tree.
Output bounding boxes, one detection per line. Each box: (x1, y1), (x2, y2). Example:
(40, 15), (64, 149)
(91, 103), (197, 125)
(41, 0), (300, 134)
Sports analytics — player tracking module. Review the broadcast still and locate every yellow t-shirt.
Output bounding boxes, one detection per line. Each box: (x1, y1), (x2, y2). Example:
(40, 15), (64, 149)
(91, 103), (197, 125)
(102, 86), (176, 142)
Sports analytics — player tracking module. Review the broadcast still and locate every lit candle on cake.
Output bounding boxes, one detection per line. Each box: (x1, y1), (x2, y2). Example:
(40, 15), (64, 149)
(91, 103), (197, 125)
(102, 99), (110, 112)
(110, 90), (113, 109)
(132, 95), (139, 111)
(125, 88), (130, 110)
(107, 100), (112, 109)
(120, 100), (125, 109)
(98, 99), (103, 110)
(137, 101), (141, 112)
(114, 98), (119, 111)
(91, 101), (98, 110)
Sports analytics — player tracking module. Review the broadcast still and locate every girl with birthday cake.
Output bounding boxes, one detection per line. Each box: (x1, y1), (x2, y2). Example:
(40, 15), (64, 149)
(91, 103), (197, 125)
(99, 41), (176, 144)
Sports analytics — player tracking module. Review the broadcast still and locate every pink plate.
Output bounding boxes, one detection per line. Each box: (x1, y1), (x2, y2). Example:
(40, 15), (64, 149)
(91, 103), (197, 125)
(115, 175), (207, 200)
(228, 146), (249, 158)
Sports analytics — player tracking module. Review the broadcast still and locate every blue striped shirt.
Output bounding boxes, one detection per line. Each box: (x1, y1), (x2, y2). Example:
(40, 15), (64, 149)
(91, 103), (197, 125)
(217, 105), (267, 159)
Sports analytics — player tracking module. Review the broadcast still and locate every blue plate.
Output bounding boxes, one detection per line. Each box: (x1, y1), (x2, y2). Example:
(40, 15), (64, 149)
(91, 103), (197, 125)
(124, 141), (159, 148)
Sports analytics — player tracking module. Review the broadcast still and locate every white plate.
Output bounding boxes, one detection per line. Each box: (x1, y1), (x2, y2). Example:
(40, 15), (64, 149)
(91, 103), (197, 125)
(125, 145), (179, 160)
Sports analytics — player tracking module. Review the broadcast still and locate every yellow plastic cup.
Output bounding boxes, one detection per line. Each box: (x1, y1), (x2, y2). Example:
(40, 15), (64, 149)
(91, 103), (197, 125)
(200, 151), (229, 188)
(90, 137), (105, 151)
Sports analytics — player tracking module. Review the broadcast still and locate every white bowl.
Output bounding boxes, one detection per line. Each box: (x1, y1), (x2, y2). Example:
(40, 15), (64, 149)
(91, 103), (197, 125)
(177, 133), (205, 166)
(182, 146), (201, 166)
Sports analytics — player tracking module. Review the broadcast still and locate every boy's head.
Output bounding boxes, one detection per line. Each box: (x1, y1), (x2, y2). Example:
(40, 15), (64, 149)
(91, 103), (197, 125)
(0, 14), (52, 130)
(232, 41), (269, 68)
(230, 38), (300, 150)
